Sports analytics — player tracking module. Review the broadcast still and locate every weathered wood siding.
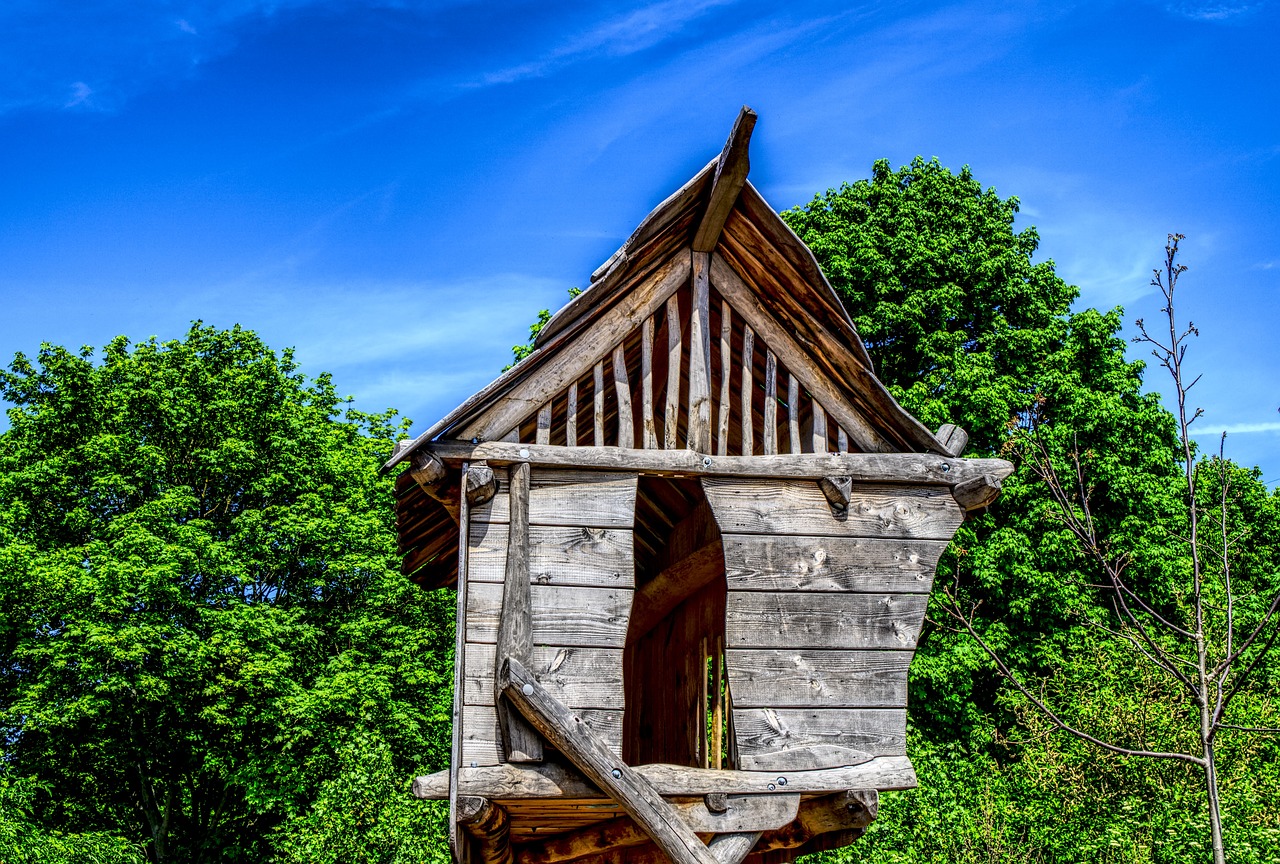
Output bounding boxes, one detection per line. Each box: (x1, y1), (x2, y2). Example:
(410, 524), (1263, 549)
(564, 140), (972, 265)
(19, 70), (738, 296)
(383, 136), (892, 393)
(460, 468), (637, 768)
(702, 476), (962, 771)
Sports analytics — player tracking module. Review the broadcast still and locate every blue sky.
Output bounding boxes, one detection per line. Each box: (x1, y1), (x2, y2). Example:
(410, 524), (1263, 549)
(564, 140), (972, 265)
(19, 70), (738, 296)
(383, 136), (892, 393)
(1, 0), (1277, 481)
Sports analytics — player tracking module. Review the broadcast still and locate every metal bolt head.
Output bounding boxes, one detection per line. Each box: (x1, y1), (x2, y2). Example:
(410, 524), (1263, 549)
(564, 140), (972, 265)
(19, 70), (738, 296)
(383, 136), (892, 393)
(470, 761), (478, 768)
(767, 783), (776, 791)
(777, 777), (787, 786)
(612, 768), (622, 779)
(522, 683), (534, 696)
(520, 448), (530, 459)
(702, 456), (712, 468)
(941, 462), (951, 473)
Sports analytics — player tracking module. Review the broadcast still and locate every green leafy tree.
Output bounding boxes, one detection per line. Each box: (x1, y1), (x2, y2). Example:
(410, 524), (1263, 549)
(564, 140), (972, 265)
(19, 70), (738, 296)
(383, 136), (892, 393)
(0, 324), (454, 863)
(782, 161), (1280, 862)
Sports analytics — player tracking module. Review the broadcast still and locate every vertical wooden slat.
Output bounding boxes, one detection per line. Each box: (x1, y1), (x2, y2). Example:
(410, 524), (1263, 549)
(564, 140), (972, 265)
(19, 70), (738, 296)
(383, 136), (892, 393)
(612, 344), (634, 449)
(711, 636), (723, 770)
(740, 325), (754, 456)
(717, 300), (732, 456)
(499, 428), (520, 444)
(593, 363), (605, 447)
(813, 400), (828, 454)
(698, 635), (709, 770)
(535, 403), (551, 446)
(495, 462), (542, 762)
(449, 464), (474, 860)
(664, 295), (683, 450)
(687, 252), (712, 452)
(642, 316), (657, 449)
(566, 383), (578, 447)
(763, 349), (777, 455)
(837, 426), (849, 454)
(788, 373), (801, 455)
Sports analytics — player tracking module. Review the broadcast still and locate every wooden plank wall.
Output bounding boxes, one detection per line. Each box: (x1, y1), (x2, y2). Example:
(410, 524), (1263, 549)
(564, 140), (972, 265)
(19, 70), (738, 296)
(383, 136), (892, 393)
(702, 477), (964, 771)
(461, 468), (638, 768)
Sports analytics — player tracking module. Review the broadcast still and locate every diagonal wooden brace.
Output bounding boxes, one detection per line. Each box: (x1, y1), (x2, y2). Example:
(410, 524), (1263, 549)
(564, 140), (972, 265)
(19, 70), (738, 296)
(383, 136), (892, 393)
(499, 657), (722, 864)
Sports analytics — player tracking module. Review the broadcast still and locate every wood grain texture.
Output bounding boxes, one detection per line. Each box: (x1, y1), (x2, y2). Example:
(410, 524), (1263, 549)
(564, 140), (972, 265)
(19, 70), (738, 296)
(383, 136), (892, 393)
(501, 658), (722, 864)
(724, 592), (928, 650)
(710, 253), (892, 454)
(702, 478), (962, 541)
(787, 374), (801, 456)
(593, 362), (605, 447)
(732, 708), (907, 764)
(449, 463), (476, 859)
(812, 403), (827, 455)
(462, 704), (624, 768)
(725, 649), (911, 708)
(566, 383), (579, 447)
(763, 350), (777, 456)
(465, 644), (625, 709)
(473, 470), (637, 529)
(424, 440), (1014, 487)
(688, 250), (713, 453)
(467, 582), (633, 648)
(613, 344), (634, 449)
(665, 293), (683, 451)
(460, 251), (691, 442)
(718, 299), (732, 457)
(720, 535), (947, 594)
(469, 523), (634, 589)
(693, 106), (757, 253)
(642, 316), (657, 449)
(740, 325), (754, 456)
(495, 461), (542, 762)
(458, 797), (514, 864)
(414, 755), (918, 800)
(935, 423), (969, 457)
(537, 404), (552, 446)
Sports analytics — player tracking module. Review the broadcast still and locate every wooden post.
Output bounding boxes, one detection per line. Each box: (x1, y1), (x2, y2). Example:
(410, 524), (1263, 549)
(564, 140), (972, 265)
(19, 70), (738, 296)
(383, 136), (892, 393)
(457, 796), (514, 864)
(593, 362), (605, 447)
(687, 251), (713, 452)
(536, 403), (551, 446)
(466, 461), (497, 508)
(494, 462), (543, 763)
(642, 316), (657, 449)
(837, 426), (848, 454)
(762, 350), (777, 456)
(711, 637), (723, 770)
(566, 383), (578, 447)
(448, 463), (475, 861)
(717, 300), (732, 456)
(812, 401), (827, 454)
(740, 325), (754, 456)
(665, 294), (683, 450)
(613, 345), (634, 449)
(936, 423), (969, 456)
(500, 658), (722, 864)
(787, 373), (801, 455)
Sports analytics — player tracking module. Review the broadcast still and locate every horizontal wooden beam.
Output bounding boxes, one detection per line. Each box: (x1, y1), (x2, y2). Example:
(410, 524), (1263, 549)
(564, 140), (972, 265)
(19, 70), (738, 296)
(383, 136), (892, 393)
(418, 440), (1012, 488)
(413, 756), (917, 800)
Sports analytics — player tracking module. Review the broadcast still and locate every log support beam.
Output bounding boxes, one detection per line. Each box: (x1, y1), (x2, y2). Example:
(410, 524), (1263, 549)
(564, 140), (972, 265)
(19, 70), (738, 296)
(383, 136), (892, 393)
(935, 423), (969, 457)
(951, 472), (1003, 512)
(817, 475), (852, 513)
(466, 461), (498, 508)
(457, 796), (513, 864)
(499, 657), (721, 864)
(495, 462), (543, 762)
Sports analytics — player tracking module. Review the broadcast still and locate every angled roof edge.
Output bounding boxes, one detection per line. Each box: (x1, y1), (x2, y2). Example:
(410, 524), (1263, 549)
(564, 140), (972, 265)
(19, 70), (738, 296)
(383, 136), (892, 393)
(384, 114), (954, 473)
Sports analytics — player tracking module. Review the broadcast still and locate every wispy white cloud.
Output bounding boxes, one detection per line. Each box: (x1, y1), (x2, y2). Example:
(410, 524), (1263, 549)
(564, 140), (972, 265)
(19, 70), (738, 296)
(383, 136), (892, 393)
(1163, 2), (1263, 21)
(64, 81), (93, 108)
(474, 0), (740, 86)
(1194, 420), (1280, 435)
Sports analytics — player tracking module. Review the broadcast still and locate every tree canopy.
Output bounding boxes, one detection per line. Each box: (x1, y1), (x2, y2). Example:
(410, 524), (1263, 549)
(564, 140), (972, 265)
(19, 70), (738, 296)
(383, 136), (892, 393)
(0, 325), (453, 863)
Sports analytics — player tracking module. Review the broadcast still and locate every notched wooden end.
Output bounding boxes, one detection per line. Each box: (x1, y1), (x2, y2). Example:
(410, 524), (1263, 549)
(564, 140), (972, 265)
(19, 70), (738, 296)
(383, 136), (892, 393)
(935, 423), (969, 457)
(466, 460), (498, 508)
(706, 792), (729, 813)
(409, 450), (447, 489)
(818, 475), (852, 512)
(951, 472), (1002, 512)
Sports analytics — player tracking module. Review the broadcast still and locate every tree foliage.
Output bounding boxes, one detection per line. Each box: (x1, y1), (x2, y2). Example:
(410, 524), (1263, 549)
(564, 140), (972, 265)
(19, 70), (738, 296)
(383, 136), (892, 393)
(783, 159), (1280, 862)
(0, 325), (453, 863)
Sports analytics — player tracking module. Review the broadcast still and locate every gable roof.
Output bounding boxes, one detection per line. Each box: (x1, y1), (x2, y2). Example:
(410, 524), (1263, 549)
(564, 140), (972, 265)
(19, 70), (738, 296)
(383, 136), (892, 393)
(385, 108), (951, 475)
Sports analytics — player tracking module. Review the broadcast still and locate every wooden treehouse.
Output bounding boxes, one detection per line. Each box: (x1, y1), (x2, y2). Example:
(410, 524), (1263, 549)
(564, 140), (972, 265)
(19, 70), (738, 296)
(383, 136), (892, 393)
(390, 107), (1012, 864)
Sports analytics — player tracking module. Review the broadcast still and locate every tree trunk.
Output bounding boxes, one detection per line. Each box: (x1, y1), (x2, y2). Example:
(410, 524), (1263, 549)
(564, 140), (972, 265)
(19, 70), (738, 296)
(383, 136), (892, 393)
(1204, 742), (1225, 864)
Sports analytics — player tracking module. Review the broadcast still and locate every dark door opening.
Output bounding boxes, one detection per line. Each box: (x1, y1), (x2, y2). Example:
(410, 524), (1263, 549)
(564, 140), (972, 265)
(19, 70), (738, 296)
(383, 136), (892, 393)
(623, 476), (733, 769)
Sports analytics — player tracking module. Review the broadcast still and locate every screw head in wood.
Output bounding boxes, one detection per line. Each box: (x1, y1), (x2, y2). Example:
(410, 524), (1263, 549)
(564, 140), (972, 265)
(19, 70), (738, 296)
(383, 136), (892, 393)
(777, 777), (787, 786)
(520, 448), (530, 458)
(612, 768), (622, 779)
(767, 783), (775, 791)
(522, 683), (534, 696)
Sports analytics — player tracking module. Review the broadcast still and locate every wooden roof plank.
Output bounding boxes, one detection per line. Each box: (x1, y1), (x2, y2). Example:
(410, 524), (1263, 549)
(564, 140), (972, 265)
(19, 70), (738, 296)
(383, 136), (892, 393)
(692, 106), (757, 253)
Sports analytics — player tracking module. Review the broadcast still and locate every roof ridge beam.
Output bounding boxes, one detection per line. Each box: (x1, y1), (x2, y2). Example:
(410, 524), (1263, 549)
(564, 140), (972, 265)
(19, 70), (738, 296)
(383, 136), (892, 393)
(692, 106), (757, 253)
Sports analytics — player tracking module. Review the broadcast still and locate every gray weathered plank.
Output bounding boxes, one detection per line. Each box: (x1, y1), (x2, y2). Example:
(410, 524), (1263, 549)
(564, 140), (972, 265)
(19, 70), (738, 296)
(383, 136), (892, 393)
(688, 250), (713, 452)
(469, 523), (634, 589)
(613, 344), (634, 449)
(465, 644), (625, 709)
(414, 755), (918, 800)
(720, 535), (947, 594)
(725, 649), (911, 708)
(642, 316), (657, 449)
(702, 478), (962, 540)
(665, 293), (683, 451)
(473, 470), (637, 529)
(787, 373), (800, 455)
(740, 324), (754, 456)
(812, 402), (827, 454)
(593, 362), (606, 447)
(494, 461), (542, 762)
(763, 349), (777, 456)
(536, 404), (552, 446)
(462, 704), (623, 768)
(732, 708), (907, 765)
(501, 658), (721, 864)
(718, 299), (732, 457)
(724, 592), (928, 650)
(468, 582), (633, 648)
(449, 462), (476, 859)
(566, 383), (579, 447)
(692, 106), (757, 253)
